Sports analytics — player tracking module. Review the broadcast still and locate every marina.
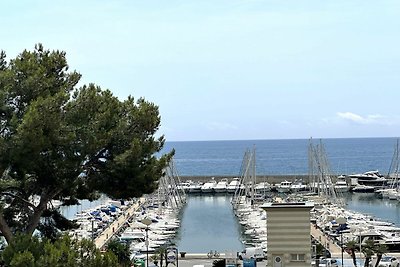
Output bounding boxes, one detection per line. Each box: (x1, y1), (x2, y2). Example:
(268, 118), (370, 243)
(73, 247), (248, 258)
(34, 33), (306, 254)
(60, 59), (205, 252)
(57, 137), (400, 266)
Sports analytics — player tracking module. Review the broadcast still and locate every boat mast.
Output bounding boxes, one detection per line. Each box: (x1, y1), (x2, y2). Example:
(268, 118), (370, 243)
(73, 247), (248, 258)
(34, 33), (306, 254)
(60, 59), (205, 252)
(387, 138), (399, 190)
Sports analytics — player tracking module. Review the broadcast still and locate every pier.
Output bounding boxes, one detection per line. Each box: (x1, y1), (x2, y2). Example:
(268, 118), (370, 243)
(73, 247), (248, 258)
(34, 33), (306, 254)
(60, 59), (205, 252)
(310, 224), (347, 258)
(94, 199), (144, 249)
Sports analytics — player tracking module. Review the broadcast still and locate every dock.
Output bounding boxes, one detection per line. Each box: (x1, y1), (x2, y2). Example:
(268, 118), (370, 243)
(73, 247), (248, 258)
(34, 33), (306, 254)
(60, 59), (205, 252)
(94, 199), (144, 249)
(310, 223), (349, 258)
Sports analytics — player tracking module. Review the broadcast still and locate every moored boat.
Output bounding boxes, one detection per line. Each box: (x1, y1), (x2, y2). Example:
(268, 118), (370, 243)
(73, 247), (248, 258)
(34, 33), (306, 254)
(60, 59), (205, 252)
(201, 178), (217, 193)
(227, 178), (242, 194)
(214, 178), (229, 193)
(352, 184), (375, 193)
(347, 170), (387, 187)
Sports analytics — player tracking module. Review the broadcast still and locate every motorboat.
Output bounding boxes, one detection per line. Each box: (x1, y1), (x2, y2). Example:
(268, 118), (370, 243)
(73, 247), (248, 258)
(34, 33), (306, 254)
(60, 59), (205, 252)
(254, 182), (271, 195)
(334, 176), (349, 193)
(188, 181), (203, 194)
(214, 178), (228, 193)
(290, 180), (308, 192)
(227, 178), (242, 193)
(352, 184), (375, 193)
(347, 170), (387, 187)
(201, 178), (217, 193)
(276, 180), (292, 193)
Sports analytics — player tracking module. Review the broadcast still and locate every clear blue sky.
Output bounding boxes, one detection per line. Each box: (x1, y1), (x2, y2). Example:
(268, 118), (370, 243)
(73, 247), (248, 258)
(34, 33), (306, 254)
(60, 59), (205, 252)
(1, 0), (399, 141)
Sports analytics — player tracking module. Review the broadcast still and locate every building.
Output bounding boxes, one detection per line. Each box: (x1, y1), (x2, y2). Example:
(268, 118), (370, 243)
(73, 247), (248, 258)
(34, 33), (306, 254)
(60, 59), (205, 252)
(261, 202), (314, 267)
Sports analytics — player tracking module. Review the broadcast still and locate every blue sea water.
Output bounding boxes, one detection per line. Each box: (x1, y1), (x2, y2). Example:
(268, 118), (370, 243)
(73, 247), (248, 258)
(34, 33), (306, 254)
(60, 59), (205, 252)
(61, 138), (400, 253)
(175, 195), (244, 253)
(162, 138), (397, 176)
(163, 138), (400, 253)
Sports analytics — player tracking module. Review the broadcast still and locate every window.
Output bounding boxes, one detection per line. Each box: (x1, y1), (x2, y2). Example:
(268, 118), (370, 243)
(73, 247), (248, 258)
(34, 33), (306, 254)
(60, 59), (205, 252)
(291, 254), (305, 262)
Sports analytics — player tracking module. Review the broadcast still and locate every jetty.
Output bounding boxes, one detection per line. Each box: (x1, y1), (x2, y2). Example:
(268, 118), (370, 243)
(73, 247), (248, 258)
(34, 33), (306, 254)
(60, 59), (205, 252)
(94, 198), (144, 249)
(310, 224), (347, 258)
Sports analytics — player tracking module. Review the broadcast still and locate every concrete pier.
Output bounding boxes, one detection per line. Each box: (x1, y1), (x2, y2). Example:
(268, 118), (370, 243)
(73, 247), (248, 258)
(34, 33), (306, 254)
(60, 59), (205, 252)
(310, 224), (346, 258)
(94, 199), (143, 249)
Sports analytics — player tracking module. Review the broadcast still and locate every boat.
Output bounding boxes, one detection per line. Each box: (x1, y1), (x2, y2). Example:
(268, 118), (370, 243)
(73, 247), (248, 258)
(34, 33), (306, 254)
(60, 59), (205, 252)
(227, 178), (242, 194)
(276, 180), (292, 193)
(347, 170), (387, 187)
(214, 178), (228, 193)
(254, 182), (271, 195)
(200, 178), (217, 193)
(188, 181), (203, 194)
(352, 184), (375, 193)
(334, 176), (349, 193)
(290, 180), (308, 192)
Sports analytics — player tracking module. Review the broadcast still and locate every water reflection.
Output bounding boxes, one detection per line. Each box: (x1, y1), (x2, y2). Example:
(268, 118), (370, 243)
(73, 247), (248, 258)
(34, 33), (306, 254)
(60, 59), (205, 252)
(176, 195), (244, 253)
(346, 193), (400, 225)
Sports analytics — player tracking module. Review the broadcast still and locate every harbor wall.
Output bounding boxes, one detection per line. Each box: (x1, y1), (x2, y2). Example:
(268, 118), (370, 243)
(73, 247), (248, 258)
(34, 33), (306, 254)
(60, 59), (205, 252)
(180, 175), (312, 184)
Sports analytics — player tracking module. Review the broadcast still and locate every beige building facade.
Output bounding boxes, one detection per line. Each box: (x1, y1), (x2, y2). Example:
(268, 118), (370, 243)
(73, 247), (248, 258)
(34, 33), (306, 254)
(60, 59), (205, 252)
(261, 202), (314, 267)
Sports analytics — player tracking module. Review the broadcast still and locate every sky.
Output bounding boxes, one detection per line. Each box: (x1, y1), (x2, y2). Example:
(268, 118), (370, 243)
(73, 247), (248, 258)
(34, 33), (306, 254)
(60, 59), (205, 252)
(1, 0), (400, 141)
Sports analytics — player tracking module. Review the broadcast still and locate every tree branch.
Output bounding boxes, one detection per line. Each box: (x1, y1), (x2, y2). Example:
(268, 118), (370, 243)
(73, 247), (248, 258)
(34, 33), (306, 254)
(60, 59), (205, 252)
(0, 192), (36, 210)
(25, 188), (62, 235)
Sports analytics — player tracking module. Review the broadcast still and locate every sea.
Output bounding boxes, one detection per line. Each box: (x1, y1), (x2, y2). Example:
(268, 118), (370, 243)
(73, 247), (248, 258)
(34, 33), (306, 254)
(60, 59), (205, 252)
(162, 137), (400, 253)
(161, 138), (397, 176)
(62, 137), (400, 253)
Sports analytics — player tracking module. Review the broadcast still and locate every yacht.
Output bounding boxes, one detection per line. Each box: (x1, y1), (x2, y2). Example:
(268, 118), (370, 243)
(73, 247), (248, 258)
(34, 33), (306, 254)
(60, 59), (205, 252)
(227, 178), (242, 193)
(254, 182), (271, 195)
(334, 176), (349, 193)
(352, 184), (375, 193)
(201, 178), (217, 193)
(347, 170), (387, 187)
(290, 180), (308, 192)
(214, 178), (228, 193)
(276, 180), (292, 193)
(188, 181), (203, 194)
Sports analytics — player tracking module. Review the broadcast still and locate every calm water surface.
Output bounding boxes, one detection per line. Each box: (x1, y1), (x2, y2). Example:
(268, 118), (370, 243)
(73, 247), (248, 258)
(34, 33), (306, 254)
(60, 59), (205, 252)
(345, 193), (400, 225)
(175, 195), (245, 253)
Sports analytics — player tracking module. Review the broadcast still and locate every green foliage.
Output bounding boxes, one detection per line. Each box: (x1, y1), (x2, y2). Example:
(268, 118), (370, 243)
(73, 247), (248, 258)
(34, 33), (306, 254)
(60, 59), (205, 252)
(1, 234), (119, 267)
(1, 234), (43, 266)
(107, 239), (131, 267)
(0, 44), (172, 242)
(362, 240), (375, 267)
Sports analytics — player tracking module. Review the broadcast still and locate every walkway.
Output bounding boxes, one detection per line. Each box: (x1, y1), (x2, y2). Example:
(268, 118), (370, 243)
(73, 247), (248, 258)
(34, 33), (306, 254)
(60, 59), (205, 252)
(95, 199), (143, 249)
(310, 224), (349, 258)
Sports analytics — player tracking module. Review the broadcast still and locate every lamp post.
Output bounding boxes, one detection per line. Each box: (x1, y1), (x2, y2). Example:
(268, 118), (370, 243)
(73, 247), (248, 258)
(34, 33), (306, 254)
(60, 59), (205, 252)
(359, 229), (362, 267)
(141, 218), (152, 267)
(91, 218), (95, 241)
(336, 217), (347, 267)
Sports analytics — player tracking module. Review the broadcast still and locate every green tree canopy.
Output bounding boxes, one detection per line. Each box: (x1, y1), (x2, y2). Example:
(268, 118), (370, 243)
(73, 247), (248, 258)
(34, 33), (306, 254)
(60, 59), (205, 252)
(0, 44), (172, 242)
(1, 234), (119, 267)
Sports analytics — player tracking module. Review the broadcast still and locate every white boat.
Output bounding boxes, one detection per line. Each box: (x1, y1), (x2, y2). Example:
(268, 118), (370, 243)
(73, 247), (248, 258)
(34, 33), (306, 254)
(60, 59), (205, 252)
(188, 182), (203, 193)
(178, 181), (191, 193)
(290, 180), (308, 192)
(201, 178), (217, 193)
(276, 180), (292, 193)
(254, 182), (271, 194)
(347, 170), (387, 187)
(227, 178), (242, 193)
(352, 184), (375, 193)
(334, 176), (349, 193)
(214, 178), (228, 193)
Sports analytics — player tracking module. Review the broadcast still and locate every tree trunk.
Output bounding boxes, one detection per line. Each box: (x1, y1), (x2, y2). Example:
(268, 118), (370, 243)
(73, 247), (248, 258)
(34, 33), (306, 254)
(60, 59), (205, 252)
(25, 191), (54, 235)
(364, 257), (371, 267)
(351, 249), (357, 267)
(375, 254), (383, 267)
(0, 213), (13, 243)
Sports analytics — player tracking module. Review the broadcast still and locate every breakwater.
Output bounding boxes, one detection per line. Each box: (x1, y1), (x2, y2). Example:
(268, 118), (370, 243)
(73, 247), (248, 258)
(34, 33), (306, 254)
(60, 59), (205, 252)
(181, 175), (310, 184)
